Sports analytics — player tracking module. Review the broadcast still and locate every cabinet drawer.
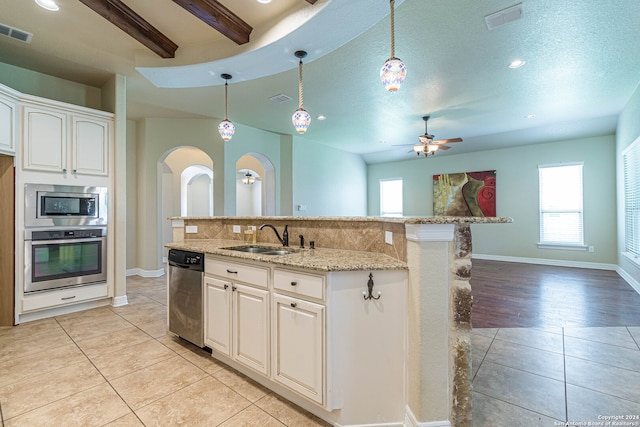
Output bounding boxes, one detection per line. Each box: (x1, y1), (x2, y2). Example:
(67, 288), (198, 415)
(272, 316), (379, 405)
(206, 257), (268, 288)
(22, 283), (109, 312)
(274, 269), (324, 301)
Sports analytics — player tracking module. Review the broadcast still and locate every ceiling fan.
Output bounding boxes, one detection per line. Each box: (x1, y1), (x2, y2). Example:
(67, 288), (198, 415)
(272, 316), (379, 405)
(410, 115), (463, 157)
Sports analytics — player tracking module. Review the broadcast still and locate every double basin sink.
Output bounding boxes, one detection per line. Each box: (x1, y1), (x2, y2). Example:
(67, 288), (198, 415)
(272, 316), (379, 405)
(222, 245), (299, 256)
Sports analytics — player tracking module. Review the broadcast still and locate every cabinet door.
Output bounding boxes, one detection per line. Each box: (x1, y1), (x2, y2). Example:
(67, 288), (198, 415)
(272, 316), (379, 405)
(71, 115), (109, 176)
(272, 293), (324, 404)
(204, 276), (232, 356)
(23, 106), (67, 172)
(0, 93), (16, 154)
(233, 283), (269, 375)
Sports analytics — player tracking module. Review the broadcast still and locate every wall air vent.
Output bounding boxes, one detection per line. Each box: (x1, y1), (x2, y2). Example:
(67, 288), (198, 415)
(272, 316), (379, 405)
(269, 94), (292, 103)
(484, 3), (523, 30)
(0, 23), (33, 43)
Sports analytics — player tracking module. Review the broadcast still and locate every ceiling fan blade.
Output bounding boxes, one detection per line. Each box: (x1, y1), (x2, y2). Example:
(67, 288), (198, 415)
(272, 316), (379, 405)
(437, 145), (452, 150)
(433, 137), (463, 144)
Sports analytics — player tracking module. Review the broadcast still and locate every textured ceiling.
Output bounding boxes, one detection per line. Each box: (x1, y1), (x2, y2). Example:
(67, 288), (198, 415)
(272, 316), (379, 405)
(1, 0), (639, 164)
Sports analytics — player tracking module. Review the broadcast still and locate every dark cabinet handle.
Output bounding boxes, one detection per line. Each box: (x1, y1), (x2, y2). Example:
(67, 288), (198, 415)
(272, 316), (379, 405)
(232, 286), (237, 292)
(290, 302), (297, 308)
(290, 281), (297, 286)
(227, 269), (238, 274)
(223, 284), (229, 290)
(61, 296), (76, 300)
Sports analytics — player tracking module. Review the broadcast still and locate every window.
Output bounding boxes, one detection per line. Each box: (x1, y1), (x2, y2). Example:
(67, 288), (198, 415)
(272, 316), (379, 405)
(624, 138), (640, 263)
(538, 163), (584, 248)
(380, 179), (403, 217)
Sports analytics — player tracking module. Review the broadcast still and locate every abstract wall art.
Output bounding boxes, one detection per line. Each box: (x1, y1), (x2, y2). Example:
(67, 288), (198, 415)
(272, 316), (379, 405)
(433, 170), (496, 217)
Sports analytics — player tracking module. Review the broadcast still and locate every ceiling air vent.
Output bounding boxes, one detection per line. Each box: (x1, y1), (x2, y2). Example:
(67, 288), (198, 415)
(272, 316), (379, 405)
(484, 3), (523, 30)
(0, 23), (33, 43)
(269, 94), (292, 104)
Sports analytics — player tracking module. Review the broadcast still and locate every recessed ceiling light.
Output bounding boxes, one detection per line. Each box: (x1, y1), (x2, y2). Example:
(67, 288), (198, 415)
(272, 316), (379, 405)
(257, 0), (271, 3)
(525, 114), (536, 119)
(317, 115), (327, 121)
(509, 59), (525, 69)
(35, 0), (59, 11)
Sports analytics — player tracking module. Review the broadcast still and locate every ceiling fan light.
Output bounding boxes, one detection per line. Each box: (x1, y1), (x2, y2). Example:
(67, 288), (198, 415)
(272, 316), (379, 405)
(218, 120), (235, 141)
(413, 144), (424, 153)
(380, 57), (406, 92)
(426, 144), (439, 153)
(292, 108), (311, 134)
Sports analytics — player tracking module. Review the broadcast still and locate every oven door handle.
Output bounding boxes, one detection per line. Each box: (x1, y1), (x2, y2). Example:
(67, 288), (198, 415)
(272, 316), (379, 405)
(28, 237), (104, 245)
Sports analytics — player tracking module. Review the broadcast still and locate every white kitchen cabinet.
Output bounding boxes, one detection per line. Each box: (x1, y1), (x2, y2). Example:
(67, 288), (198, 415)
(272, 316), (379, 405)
(272, 292), (324, 405)
(0, 89), (18, 155)
(22, 104), (111, 176)
(204, 257), (270, 375)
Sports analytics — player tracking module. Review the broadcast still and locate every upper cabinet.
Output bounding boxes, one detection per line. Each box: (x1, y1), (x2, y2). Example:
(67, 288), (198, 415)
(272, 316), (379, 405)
(0, 89), (18, 155)
(22, 102), (112, 176)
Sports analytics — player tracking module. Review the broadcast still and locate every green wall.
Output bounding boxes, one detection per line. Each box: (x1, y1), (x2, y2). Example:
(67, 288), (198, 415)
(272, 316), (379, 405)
(368, 135), (618, 265)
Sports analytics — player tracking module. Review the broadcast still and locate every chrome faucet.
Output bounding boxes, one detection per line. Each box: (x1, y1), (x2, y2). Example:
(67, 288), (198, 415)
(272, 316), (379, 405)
(258, 224), (289, 247)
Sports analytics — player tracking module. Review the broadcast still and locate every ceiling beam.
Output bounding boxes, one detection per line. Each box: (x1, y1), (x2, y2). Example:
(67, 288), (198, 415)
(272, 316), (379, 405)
(172, 0), (252, 45)
(78, 0), (178, 58)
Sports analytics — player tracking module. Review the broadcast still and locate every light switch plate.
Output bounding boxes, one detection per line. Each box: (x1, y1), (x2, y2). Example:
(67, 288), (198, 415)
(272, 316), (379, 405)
(385, 231), (393, 245)
(185, 225), (197, 234)
(233, 225), (241, 233)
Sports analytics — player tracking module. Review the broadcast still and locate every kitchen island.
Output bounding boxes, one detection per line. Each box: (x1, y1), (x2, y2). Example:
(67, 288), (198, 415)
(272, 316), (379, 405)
(168, 215), (511, 427)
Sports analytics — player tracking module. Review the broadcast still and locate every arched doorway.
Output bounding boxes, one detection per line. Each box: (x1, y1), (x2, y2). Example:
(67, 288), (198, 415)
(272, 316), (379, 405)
(160, 147), (214, 261)
(236, 153), (275, 216)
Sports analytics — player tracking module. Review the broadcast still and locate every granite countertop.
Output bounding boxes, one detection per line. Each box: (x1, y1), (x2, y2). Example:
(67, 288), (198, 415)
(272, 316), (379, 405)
(169, 215), (512, 224)
(166, 239), (408, 272)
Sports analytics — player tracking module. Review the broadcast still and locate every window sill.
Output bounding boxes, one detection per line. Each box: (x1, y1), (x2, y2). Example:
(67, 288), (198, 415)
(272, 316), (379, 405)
(537, 243), (588, 251)
(623, 252), (640, 268)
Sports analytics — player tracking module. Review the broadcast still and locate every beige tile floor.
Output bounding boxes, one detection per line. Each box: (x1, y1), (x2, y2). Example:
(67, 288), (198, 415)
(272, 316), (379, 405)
(0, 276), (330, 426)
(3, 276), (640, 426)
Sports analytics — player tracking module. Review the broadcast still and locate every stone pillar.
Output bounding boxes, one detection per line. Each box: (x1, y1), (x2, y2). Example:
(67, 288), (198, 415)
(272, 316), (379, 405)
(450, 224), (473, 426)
(404, 223), (473, 427)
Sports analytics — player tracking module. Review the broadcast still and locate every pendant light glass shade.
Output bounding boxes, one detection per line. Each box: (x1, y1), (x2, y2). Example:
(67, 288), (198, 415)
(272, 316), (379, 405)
(218, 74), (235, 141)
(292, 51), (311, 134)
(380, 0), (406, 92)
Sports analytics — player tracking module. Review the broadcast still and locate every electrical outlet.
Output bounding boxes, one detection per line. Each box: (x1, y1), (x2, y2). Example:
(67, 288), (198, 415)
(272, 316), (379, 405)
(385, 231), (393, 245)
(248, 225), (256, 230)
(588, 246), (595, 253)
(233, 225), (241, 233)
(297, 204), (307, 211)
(185, 225), (197, 234)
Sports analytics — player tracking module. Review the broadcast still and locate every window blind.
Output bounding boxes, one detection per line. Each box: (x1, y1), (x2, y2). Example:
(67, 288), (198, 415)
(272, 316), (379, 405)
(538, 163), (584, 245)
(624, 138), (640, 260)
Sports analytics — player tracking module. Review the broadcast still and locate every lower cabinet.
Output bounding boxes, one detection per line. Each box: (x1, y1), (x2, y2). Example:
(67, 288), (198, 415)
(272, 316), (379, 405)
(272, 293), (324, 404)
(204, 275), (270, 375)
(204, 255), (408, 425)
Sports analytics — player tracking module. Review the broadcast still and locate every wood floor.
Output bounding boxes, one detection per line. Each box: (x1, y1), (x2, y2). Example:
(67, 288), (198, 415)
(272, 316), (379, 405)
(470, 259), (640, 328)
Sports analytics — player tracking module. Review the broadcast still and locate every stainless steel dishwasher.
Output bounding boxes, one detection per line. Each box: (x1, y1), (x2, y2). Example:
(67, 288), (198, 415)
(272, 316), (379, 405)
(168, 249), (204, 347)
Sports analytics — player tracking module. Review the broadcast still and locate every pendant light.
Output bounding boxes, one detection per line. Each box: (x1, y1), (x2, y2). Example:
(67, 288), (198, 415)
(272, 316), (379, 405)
(380, 0), (406, 92)
(292, 50), (311, 134)
(218, 73), (235, 141)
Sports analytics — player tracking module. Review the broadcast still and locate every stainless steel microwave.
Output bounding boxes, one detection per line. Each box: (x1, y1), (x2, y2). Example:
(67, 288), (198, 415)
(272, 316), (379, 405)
(25, 184), (107, 227)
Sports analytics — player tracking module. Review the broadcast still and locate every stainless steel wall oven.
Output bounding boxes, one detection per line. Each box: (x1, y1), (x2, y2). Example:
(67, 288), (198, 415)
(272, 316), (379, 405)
(24, 227), (107, 293)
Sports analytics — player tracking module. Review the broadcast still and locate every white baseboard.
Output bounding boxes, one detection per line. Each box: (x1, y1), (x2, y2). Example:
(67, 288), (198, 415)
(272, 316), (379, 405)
(472, 253), (617, 271)
(125, 268), (165, 277)
(404, 407), (450, 427)
(111, 295), (129, 307)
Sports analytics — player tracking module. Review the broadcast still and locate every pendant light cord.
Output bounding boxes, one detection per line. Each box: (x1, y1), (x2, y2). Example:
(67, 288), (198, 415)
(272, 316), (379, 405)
(298, 58), (304, 109)
(390, 0), (396, 58)
(224, 81), (229, 120)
